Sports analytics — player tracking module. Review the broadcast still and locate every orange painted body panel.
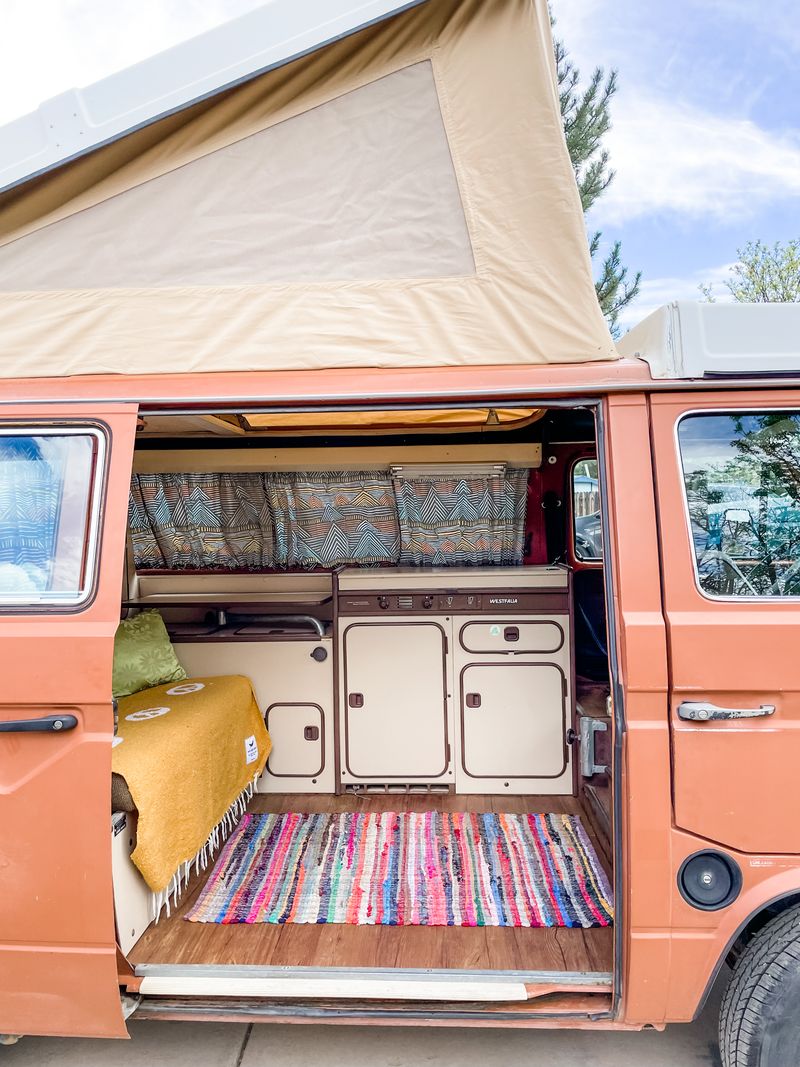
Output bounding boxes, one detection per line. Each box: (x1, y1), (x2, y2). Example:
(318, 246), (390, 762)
(0, 403), (138, 1039)
(606, 390), (800, 1027)
(0, 369), (799, 1036)
(651, 390), (800, 856)
(0, 359), (651, 407)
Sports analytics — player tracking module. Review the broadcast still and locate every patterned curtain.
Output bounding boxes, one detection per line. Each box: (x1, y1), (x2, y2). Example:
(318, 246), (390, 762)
(130, 474), (277, 570)
(268, 471), (398, 568)
(129, 469), (528, 571)
(129, 471), (398, 570)
(0, 437), (64, 592)
(392, 470), (529, 566)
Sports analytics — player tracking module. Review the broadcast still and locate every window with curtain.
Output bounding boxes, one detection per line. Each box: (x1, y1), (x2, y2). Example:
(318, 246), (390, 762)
(129, 472), (399, 570)
(129, 469), (529, 571)
(392, 470), (529, 566)
(0, 432), (100, 603)
(129, 473), (277, 571)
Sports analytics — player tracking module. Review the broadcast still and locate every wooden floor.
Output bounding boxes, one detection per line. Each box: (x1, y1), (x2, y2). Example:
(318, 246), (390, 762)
(129, 793), (614, 974)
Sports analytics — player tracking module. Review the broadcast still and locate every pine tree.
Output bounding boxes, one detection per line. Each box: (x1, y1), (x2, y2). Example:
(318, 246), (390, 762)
(554, 34), (641, 335)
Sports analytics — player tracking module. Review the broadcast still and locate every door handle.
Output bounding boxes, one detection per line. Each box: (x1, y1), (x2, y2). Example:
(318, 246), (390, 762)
(677, 701), (776, 722)
(465, 693), (482, 709)
(348, 693), (364, 709)
(0, 714), (78, 733)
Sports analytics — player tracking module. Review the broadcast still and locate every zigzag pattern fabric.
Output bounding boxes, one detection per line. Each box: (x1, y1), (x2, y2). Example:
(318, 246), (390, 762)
(130, 471), (400, 570)
(393, 470), (528, 566)
(130, 473), (277, 571)
(271, 471), (398, 568)
(0, 437), (63, 590)
(129, 469), (528, 571)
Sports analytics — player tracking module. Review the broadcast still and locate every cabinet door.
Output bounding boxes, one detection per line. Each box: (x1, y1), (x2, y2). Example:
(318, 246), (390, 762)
(266, 703), (325, 778)
(342, 621), (448, 780)
(460, 662), (567, 779)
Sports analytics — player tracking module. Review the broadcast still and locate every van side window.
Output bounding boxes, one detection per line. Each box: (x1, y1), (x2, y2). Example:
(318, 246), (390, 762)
(572, 458), (602, 561)
(0, 429), (104, 607)
(678, 412), (800, 598)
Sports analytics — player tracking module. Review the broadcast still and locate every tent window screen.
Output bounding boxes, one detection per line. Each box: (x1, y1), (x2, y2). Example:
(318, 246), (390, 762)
(0, 62), (474, 291)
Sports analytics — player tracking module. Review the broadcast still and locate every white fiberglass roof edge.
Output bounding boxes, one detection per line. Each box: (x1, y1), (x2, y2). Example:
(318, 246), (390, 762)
(0, 0), (426, 195)
(617, 301), (800, 378)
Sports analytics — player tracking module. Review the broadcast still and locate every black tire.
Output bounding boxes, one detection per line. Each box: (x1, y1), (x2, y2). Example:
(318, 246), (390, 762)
(720, 903), (800, 1066)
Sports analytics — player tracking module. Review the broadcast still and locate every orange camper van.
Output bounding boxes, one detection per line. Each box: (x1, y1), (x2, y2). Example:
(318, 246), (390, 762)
(1, 3), (800, 1065)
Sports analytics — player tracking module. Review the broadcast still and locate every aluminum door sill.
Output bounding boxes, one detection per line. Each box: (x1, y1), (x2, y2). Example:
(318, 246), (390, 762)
(135, 965), (612, 1004)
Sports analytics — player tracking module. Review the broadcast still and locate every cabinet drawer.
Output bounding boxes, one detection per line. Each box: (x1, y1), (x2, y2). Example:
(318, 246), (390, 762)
(458, 619), (565, 655)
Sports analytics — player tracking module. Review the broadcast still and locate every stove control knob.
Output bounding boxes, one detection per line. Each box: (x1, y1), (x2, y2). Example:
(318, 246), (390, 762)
(422, 595), (433, 609)
(378, 595), (390, 610)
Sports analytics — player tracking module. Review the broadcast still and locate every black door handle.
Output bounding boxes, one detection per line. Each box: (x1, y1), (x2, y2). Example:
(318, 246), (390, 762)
(0, 714), (78, 733)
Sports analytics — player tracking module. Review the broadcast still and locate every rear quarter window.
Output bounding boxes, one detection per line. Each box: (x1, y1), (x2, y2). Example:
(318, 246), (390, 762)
(678, 411), (800, 598)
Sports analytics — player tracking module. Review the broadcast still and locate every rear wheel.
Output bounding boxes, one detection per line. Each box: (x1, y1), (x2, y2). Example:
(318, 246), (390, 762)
(720, 904), (800, 1066)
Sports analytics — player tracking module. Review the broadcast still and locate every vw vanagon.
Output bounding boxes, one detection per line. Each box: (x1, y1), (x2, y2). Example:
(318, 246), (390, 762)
(1, 4), (799, 1066)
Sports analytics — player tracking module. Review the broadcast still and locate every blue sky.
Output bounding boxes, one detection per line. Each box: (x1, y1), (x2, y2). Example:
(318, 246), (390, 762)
(552, 0), (800, 325)
(1, 0), (798, 331)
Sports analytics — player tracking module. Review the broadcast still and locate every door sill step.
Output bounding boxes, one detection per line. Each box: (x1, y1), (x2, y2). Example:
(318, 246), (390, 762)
(134, 965), (612, 1004)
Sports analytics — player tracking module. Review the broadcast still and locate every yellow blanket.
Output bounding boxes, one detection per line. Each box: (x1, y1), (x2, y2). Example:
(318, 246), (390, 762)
(113, 675), (271, 895)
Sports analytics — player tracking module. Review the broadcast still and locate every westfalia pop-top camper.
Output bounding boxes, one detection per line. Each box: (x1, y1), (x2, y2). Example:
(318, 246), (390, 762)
(2, 4), (800, 1066)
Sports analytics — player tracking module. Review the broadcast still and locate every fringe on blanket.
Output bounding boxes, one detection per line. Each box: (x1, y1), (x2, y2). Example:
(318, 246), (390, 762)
(150, 771), (261, 923)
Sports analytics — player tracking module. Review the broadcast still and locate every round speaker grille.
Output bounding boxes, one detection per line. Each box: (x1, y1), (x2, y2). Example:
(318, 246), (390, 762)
(678, 851), (742, 911)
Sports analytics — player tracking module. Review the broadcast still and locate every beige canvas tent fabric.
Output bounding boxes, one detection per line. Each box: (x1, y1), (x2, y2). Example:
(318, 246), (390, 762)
(0, 0), (617, 379)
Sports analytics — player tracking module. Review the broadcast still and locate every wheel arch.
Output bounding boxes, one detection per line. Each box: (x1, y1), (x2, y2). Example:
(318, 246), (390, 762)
(694, 888), (800, 1020)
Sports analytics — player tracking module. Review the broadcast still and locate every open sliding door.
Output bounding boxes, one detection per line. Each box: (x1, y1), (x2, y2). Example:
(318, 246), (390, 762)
(0, 403), (137, 1038)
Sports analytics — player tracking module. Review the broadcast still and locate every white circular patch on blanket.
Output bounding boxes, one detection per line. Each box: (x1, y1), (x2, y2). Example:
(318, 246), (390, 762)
(166, 682), (205, 695)
(125, 706), (171, 721)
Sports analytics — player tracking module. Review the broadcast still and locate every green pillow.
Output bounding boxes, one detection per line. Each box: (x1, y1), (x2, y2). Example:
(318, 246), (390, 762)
(112, 610), (187, 698)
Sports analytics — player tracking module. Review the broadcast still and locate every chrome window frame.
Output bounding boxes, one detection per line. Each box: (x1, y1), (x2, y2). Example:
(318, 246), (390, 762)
(675, 406), (800, 604)
(0, 424), (107, 610)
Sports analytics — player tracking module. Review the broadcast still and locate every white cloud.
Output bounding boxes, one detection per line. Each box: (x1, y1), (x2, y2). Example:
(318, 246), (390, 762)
(617, 262), (735, 332)
(551, 0), (800, 228)
(594, 94), (800, 227)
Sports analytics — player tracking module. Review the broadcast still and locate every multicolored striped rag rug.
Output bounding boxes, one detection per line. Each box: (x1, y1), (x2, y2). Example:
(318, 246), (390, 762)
(186, 811), (613, 927)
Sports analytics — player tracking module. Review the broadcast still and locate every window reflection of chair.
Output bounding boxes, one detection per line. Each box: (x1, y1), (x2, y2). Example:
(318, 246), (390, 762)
(696, 549), (759, 597)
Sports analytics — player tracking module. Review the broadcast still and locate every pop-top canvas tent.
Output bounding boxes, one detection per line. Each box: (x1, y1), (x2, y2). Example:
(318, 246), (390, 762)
(0, 0), (617, 379)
